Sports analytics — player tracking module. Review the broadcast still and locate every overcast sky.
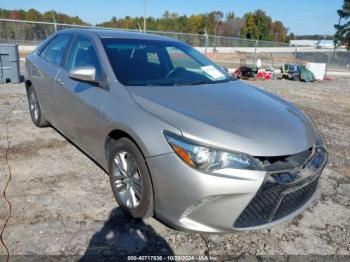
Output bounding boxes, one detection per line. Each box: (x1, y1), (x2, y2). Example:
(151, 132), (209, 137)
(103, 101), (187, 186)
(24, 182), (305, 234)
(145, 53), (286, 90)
(0, 0), (342, 35)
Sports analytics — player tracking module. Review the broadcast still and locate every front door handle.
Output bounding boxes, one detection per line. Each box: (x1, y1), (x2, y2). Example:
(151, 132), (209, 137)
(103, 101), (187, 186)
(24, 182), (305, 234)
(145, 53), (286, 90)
(56, 78), (64, 87)
(31, 64), (41, 77)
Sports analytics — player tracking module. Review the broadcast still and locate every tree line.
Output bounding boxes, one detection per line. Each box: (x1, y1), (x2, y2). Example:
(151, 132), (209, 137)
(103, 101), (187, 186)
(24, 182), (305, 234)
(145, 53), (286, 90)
(0, 8), (293, 42)
(0, 8), (88, 25)
(98, 10), (292, 42)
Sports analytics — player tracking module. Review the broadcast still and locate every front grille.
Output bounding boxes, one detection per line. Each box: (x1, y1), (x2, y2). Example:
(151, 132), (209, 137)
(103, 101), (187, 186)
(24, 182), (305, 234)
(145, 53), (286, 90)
(234, 176), (320, 228)
(274, 178), (318, 220)
(234, 147), (327, 229)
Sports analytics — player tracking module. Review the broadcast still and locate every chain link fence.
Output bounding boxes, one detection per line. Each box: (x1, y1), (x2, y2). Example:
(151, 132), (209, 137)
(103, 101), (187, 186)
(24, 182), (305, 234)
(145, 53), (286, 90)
(0, 18), (349, 73)
(295, 49), (350, 72)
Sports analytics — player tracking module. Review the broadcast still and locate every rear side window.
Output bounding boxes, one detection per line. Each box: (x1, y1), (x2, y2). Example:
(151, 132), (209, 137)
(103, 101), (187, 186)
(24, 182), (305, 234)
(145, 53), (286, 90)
(40, 34), (71, 65)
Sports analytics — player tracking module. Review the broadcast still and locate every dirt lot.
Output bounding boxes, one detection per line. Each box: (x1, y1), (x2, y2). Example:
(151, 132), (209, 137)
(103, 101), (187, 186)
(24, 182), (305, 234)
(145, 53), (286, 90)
(1, 77), (350, 260)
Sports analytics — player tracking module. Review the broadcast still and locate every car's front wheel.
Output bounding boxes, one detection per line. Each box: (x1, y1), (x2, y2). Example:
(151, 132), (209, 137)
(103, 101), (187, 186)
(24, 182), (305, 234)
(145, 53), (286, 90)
(26, 85), (49, 127)
(108, 137), (154, 218)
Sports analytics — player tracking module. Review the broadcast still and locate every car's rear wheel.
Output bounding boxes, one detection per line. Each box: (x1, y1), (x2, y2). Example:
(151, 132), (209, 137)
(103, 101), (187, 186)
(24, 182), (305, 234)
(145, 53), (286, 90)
(26, 85), (49, 127)
(108, 137), (154, 218)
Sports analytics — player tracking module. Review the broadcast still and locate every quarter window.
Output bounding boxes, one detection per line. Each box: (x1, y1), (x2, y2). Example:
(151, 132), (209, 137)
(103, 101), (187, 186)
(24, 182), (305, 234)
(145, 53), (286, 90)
(66, 36), (102, 80)
(40, 34), (71, 65)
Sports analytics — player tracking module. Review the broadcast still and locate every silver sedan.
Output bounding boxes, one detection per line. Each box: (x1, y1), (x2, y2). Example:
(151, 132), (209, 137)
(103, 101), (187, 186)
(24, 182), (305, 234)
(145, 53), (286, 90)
(24, 29), (327, 232)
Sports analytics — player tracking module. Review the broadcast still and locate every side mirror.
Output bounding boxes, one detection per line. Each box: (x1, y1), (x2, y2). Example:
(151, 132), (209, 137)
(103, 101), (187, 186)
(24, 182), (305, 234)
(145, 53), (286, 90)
(69, 66), (97, 83)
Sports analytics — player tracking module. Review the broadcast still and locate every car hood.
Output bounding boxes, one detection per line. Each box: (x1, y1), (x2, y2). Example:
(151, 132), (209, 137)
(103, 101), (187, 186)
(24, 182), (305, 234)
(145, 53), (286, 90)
(128, 80), (317, 156)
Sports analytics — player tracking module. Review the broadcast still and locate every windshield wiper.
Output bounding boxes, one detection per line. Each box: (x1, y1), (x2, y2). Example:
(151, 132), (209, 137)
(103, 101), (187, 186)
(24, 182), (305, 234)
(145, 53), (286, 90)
(127, 78), (231, 87)
(180, 79), (230, 86)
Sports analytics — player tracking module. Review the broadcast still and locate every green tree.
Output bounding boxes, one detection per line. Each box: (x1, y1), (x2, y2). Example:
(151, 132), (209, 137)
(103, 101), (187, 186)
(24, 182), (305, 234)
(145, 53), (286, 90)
(206, 11), (224, 35)
(272, 21), (288, 42)
(286, 32), (295, 42)
(335, 0), (350, 50)
(25, 8), (41, 21)
(254, 10), (274, 41)
(240, 13), (258, 39)
(187, 14), (204, 33)
(240, 10), (285, 41)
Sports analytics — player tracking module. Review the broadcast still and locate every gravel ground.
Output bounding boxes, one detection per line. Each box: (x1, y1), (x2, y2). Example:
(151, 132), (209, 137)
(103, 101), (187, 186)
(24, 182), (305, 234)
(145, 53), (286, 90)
(0, 77), (349, 261)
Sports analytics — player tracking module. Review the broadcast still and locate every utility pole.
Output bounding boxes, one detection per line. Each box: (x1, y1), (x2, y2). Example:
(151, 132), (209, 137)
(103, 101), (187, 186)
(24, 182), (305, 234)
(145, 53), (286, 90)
(143, 0), (147, 33)
(333, 17), (342, 61)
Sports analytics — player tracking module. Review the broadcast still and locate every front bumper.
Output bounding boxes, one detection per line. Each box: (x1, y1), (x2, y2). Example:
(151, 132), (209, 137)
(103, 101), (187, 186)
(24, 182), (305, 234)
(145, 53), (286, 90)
(146, 147), (327, 232)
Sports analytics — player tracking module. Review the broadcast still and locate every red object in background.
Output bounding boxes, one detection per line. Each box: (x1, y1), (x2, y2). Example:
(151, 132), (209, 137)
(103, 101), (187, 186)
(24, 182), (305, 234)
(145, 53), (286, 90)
(257, 71), (271, 80)
(234, 68), (242, 78)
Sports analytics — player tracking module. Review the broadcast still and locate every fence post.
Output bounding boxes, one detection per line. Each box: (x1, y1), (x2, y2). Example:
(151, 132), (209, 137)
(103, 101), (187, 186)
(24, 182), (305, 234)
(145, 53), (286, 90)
(253, 40), (258, 66)
(294, 46), (298, 64)
(52, 13), (57, 32)
(204, 27), (208, 56)
(325, 48), (332, 77)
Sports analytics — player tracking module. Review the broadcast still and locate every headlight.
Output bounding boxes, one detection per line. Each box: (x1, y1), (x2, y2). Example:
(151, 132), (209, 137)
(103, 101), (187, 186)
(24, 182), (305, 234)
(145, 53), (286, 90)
(163, 131), (263, 171)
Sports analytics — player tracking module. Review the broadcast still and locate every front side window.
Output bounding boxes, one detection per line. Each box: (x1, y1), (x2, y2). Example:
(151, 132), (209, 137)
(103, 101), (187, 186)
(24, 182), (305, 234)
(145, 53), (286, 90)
(40, 34), (71, 65)
(102, 38), (233, 86)
(66, 35), (102, 80)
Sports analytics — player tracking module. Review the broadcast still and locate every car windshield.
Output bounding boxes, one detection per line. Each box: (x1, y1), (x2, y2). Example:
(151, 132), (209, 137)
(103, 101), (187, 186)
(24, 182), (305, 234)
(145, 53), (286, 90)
(102, 38), (234, 86)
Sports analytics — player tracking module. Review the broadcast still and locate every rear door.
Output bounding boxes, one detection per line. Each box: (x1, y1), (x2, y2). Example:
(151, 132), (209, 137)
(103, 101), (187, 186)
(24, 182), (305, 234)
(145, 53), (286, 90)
(30, 34), (72, 123)
(55, 34), (108, 159)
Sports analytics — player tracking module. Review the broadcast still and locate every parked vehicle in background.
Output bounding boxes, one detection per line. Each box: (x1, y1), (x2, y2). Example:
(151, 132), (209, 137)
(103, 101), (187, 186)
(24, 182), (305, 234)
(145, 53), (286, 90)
(24, 29), (327, 232)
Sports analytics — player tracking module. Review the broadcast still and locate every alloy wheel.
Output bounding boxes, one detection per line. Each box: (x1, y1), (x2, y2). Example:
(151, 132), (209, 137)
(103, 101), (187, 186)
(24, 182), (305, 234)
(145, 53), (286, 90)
(112, 151), (143, 208)
(29, 89), (39, 121)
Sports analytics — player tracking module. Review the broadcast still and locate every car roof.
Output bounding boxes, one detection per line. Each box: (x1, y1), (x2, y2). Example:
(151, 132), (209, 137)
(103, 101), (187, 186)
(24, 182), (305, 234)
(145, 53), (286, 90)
(58, 28), (179, 42)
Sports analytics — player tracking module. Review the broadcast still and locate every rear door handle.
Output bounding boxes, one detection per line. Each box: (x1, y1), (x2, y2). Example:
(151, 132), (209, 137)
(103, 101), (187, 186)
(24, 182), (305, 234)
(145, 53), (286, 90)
(56, 78), (64, 87)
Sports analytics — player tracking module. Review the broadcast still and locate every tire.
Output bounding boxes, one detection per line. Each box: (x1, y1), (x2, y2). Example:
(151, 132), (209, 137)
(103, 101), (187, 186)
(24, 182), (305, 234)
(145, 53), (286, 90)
(26, 85), (49, 127)
(108, 137), (154, 218)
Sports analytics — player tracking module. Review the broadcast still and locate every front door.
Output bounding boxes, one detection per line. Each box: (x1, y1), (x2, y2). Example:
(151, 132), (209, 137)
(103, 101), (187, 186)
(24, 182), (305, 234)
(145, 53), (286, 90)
(55, 35), (108, 160)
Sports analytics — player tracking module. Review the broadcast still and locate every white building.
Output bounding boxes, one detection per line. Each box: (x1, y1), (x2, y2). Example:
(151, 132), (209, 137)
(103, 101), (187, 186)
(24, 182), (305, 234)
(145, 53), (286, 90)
(317, 40), (335, 48)
(290, 40), (318, 47)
